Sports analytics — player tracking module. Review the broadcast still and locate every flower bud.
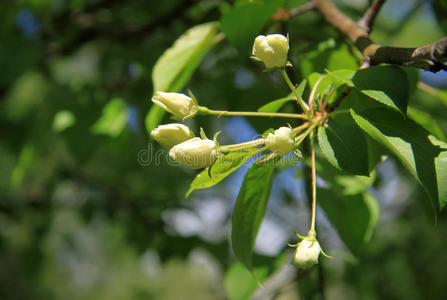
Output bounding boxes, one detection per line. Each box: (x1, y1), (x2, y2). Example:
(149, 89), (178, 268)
(169, 137), (218, 169)
(252, 34), (289, 69)
(151, 123), (194, 149)
(152, 92), (198, 119)
(292, 237), (321, 269)
(265, 127), (294, 156)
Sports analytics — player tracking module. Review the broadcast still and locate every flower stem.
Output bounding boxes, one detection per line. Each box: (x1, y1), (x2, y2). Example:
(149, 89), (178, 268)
(219, 139), (265, 152)
(310, 129), (317, 232)
(280, 69), (310, 116)
(202, 108), (308, 119)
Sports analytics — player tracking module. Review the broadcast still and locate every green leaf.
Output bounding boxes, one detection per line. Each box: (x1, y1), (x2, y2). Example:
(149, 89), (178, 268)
(329, 66), (410, 114)
(146, 22), (220, 133)
(186, 148), (262, 197)
(91, 98), (128, 137)
(408, 107), (446, 142)
(257, 79), (306, 112)
(429, 137), (447, 209)
(318, 117), (370, 176)
(11, 144), (34, 188)
(318, 188), (379, 255)
(316, 153), (375, 196)
(300, 39), (358, 77)
(220, 0), (285, 55)
(232, 157), (276, 270)
(351, 108), (445, 210)
(52, 110), (76, 133)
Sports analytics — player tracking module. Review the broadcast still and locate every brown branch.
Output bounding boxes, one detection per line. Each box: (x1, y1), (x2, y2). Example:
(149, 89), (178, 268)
(358, 0), (386, 34)
(272, 1), (316, 21)
(314, 0), (447, 72)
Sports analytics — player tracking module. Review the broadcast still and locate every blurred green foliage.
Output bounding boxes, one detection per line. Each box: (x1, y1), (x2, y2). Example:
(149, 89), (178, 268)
(1, 0), (447, 299)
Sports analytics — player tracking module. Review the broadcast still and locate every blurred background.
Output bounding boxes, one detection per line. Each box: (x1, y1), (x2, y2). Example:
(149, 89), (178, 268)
(1, 0), (447, 299)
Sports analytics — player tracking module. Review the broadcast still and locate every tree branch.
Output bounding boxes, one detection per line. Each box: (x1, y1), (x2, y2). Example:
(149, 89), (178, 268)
(358, 0), (386, 34)
(314, 0), (447, 72)
(272, 2), (316, 21)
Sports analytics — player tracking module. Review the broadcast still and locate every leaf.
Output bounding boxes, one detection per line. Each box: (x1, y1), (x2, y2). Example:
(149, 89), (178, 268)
(257, 79), (306, 113)
(300, 39), (358, 77)
(429, 137), (447, 209)
(145, 22), (220, 133)
(224, 254), (285, 300)
(52, 110), (76, 133)
(91, 98), (128, 137)
(11, 144), (34, 188)
(232, 157), (276, 270)
(221, 0), (285, 55)
(408, 107), (446, 142)
(186, 148), (262, 197)
(316, 154), (375, 196)
(318, 117), (370, 176)
(351, 108), (445, 211)
(318, 188), (379, 255)
(329, 66), (410, 114)
(352, 66), (409, 114)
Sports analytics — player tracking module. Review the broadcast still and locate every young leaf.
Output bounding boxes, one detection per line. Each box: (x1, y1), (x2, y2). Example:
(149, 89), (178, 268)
(232, 157), (276, 270)
(145, 22), (220, 133)
(318, 188), (379, 255)
(318, 117), (370, 176)
(351, 108), (446, 211)
(257, 79), (306, 113)
(186, 148), (262, 197)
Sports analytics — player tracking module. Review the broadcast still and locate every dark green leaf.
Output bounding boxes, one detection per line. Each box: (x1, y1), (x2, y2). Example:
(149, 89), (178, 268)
(300, 39), (358, 77)
(351, 108), (445, 210)
(257, 79), (306, 112)
(186, 148), (262, 197)
(318, 188), (379, 255)
(329, 66), (410, 114)
(352, 66), (409, 114)
(318, 117), (370, 175)
(220, 0), (285, 55)
(316, 154), (375, 196)
(232, 157), (276, 270)
(408, 107), (446, 141)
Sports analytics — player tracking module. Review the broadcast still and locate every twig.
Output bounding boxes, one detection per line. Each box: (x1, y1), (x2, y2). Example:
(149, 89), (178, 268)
(314, 0), (447, 72)
(272, 1), (316, 21)
(358, 0), (386, 34)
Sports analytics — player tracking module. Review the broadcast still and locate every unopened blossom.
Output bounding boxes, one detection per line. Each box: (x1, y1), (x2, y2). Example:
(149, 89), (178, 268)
(152, 92), (198, 119)
(252, 34), (289, 69)
(265, 127), (294, 156)
(292, 237), (321, 269)
(151, 123), (194, 149)
(169, 137), (218, 169)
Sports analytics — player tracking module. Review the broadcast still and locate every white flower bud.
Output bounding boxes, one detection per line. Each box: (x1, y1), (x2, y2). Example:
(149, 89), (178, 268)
(292, 237), (321, 269)
(252, 34), (289, 69)
(169, 137), (218, 169)
(151, 123), (194, 149)
(265, 127), (294, 156)
(152, 92), (198, 119)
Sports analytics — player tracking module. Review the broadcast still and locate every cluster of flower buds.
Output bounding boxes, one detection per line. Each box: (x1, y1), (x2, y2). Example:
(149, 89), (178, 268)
(150, 33), (331, 269)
